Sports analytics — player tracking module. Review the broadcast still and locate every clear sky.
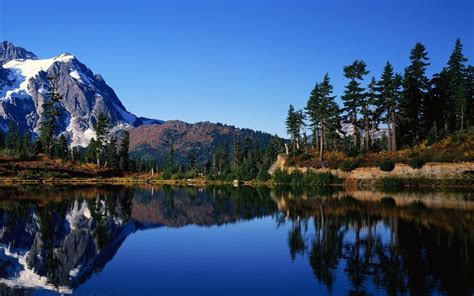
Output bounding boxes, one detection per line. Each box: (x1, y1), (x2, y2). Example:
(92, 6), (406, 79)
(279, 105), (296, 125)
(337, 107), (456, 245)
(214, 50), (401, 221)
(1, 0), (472, 136)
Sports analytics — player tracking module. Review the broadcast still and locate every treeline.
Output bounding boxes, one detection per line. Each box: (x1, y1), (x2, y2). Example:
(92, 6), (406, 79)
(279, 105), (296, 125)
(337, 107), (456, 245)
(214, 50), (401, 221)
(286, 39), (473, 161)
(132, 135), (284, 181)
(0, 76), (130, 173)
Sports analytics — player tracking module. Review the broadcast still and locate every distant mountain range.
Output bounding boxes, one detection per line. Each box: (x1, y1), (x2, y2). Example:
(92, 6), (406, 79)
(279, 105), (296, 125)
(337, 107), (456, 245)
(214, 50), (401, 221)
(0, 41), (275, 160)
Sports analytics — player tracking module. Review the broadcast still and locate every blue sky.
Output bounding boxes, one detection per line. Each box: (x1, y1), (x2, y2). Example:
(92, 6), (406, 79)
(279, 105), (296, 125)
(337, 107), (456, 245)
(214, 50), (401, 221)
(1, 0), (472, 136)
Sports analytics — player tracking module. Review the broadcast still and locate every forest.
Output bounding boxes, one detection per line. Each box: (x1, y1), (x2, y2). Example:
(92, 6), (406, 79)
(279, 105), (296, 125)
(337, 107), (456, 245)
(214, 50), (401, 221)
(285, 39), (473, 162)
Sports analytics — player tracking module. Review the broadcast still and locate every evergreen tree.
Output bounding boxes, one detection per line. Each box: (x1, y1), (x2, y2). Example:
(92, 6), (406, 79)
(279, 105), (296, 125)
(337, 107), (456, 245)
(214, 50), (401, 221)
(466, 65), (474, 127)
(376, 62), (401, 151)
(0, 129), (4, 149)
(360, 77), (376, 151)
(445, 38), (469, 130)
(366, 77), (380, 149)
(426, 69), (450, 132)
(162, 144), (176, 177)
(186, 150), (197, 172)
(39, 76), (63, 157)
(119, 131), (130, 171)
(306, 82), (322, 149)
(54, 135), (69, 160)
(20, 132), (33, 157)
(285, 104), (305, 153)
(399, 42), (430, 146)
(341, 60), (369, 149)
(212, 142), (228, 176)
(6, 121), (17, 151)
(93, 113), (110, 168)
(231, 135), (242, 168)
(106, 137), (118, 170)
(315, 74), (340, 161)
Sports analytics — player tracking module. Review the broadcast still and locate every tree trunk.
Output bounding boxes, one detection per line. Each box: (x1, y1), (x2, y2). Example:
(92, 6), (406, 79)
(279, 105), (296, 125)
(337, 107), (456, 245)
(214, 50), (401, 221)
(319, 121), (324, 162)
(387, 123), (392, 151)
(314, 128), (319, 150)
(391, 112), (397, 151)
(460, 105), (464, 130)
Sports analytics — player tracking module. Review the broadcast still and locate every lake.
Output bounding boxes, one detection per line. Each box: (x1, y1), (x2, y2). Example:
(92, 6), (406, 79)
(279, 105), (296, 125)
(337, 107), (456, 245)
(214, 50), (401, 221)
(0, 185), (472, 295)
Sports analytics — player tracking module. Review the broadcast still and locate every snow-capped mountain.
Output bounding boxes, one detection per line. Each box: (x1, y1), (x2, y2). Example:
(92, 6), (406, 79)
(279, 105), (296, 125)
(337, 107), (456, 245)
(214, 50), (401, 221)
(0, 41), (161, 147)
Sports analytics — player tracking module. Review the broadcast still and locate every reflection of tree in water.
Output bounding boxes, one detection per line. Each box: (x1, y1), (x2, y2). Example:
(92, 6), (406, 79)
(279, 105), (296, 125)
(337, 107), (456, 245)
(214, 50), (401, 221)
(27, 187), (135, 289)
(37, 202), (64, 288)
(309, 204), (345, 294)
(288, 218), (307, 261)
(281, 193), (474, 296)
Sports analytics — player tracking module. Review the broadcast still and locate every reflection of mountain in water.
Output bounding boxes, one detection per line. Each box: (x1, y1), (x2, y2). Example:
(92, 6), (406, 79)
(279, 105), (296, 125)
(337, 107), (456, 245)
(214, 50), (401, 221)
(0, 186), (277, 294)
(0, 186), (472, 295)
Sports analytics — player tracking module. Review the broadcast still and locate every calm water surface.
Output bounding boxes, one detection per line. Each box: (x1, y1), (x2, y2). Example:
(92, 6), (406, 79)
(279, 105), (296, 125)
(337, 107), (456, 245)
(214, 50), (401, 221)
(0, 185), (472, 295)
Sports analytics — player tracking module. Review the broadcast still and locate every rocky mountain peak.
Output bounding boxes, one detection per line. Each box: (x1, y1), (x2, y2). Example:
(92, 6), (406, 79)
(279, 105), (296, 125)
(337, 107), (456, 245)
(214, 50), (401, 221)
(0, 41), (38, 65)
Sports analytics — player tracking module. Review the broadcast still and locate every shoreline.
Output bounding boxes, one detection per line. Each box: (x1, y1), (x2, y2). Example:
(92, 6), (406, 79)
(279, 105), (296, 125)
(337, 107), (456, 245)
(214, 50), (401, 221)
(0, 175), (472, 189)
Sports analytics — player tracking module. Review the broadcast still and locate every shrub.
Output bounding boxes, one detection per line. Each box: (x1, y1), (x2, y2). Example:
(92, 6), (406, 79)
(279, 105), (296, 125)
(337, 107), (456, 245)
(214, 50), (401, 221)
(340, 159), (358, 172)
(304, 172), (339, 186)
(290, 169), (305, 186)
(273, 169), (291, 184)
(379, 158), (395, 172)
(344, 148), (359, 158)
(256, 168), (270, 182)
(408, 155), (425, 169)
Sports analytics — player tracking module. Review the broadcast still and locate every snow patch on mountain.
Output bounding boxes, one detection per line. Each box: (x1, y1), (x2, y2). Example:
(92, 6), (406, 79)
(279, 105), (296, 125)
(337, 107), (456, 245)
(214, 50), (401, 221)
(2, 53), (74, 101)
(67, 116), (96, 147)
(0, 246), (72, 294)
(66, 201), (92, 230)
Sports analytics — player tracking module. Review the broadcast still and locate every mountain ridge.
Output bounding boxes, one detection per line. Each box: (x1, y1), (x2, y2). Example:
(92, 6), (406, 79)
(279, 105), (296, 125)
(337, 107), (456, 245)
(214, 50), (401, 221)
(0, 41), (277, 160)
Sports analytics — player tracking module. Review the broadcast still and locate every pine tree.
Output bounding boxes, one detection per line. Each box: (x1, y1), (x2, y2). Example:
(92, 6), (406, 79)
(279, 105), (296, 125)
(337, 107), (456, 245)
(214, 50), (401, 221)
(305, 74), (340, 161)
(426, 69), (450, 132)
(231, 135), (242, 168)
(54, 135), (69, 160)
(360, 77), (375, 152)
(39, 76), (63, 157)
(366, 77), (380, 149)
(376, 62), (401, 151)
(106, 137), (118, 170)
(18, 132), (34, 158)
(285, 105), (305, 153)
(341, 60), (369, 149)
(119, 131), (130, 171)
(0, 129), (4, 149)
(93, 113), (110, 168)
(212, 143), (228, 176)
(162, 144), (176, 178)
(466, 65), (474, 127)
(186, 150), (197, 172)
(5, 121), (17, 151)
(399, 42), (430, 146)
(306, 83), (322, 150)
(445, 38), (469, 130)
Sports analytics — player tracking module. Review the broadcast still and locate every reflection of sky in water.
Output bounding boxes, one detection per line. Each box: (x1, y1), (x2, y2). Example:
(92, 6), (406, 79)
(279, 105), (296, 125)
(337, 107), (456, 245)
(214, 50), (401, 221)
(74, 217), (322, 295)
(68, 217), (400, 296)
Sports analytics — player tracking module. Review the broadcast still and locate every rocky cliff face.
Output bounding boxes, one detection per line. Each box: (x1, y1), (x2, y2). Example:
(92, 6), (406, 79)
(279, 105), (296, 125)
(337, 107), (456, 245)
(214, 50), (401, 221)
(0, 41), (37, 65)
(0, 47), (142, 146)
